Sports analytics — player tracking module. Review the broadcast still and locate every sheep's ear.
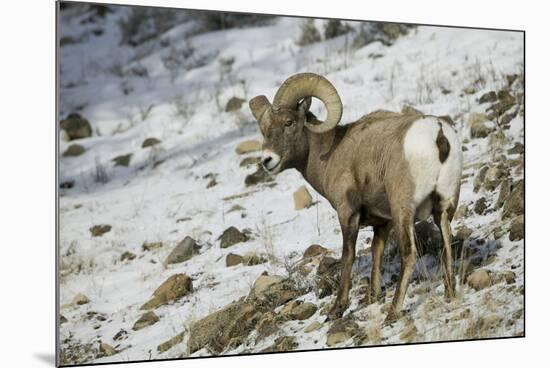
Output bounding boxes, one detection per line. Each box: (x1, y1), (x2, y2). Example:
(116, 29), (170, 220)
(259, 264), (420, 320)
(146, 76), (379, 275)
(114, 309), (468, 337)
(249, 95), (271, 121)
(297, 96), (312, 117)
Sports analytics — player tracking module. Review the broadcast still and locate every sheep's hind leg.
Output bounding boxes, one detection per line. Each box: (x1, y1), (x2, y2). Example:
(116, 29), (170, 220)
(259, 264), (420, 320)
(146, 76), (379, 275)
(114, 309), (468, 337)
(434, 199), (456, 300)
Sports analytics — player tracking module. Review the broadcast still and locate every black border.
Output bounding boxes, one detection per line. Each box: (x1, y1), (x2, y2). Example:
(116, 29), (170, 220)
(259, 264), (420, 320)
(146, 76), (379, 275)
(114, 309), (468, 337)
(55, 1), (526, 367)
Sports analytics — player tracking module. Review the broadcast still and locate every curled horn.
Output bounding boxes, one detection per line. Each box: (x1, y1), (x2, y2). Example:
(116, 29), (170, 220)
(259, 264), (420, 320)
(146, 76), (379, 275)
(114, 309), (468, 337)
(273, 73), (342, 133)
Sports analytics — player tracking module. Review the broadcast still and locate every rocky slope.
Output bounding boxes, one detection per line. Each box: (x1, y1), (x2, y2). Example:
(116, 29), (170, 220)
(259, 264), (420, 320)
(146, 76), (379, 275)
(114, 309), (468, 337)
(58, 4), (524, 365)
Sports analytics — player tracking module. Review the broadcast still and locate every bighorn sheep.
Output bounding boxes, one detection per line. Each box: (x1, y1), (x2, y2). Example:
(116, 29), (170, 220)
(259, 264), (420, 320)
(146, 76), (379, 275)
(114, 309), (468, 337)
(249, 73), (462, 322)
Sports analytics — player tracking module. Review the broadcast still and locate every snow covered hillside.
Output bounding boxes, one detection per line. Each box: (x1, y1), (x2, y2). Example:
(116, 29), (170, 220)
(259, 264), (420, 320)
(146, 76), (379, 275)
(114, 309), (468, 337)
(58, 4), (524, 365)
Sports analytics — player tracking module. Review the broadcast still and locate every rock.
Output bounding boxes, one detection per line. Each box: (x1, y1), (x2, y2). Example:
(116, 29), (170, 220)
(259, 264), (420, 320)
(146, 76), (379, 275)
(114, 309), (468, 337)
(303, 244), (328, 259)
(463, 86), (476, 95)
(414, 221), (441, 256)
(120, 251), (136, 262)
(112, 153), (132, 167)
(249, 275), (303, 307)
(293, 186), (313, 210)
(467, 269), (492, 291)
(279, 301), (318, 320)
(219, 226), (248, 248)
(473, 166), (489, 192)
(250, 275), (285, 299)
(245, 167), (273, 186)
(468, 113), (493, 138)
(479, 91), (497, 104)
(142, 241), (163, 251)
(399, 318), (418, 343)
(242, 251), (267, 266)
(304, 320), (322, 333)
(141, 274), (193, 310)
(113, 329), (128, 341)
(502, 180), (524, 219)
(60, 314), (68, 324)
(63, 144), (86, 157)
(132, 311), (160, 331)
(507, 142), (524, 155)
(474, 197), (488, 215)
(158, 332), (185, 353)
(239, 156), (261, 167)
(226, 253), (244, 267)
(72, 293), (90, 306)
(487, 90), (516, 116)
(326, 318), (359, 346)
(99, 343), (117, 357)
(90, 224), (111, 237)
(509, 215), (524, 241)
(141, 137), (161, 148)
(165, 236), (199, 264)
(255, 311), (278, 339)
(60, 113), (92, 140)
(316, 256), (340, 298)
(491, 270), (516, 285)
(496, 179), (512, 208)
(225, 97), (246, 112)
(60, 181), (74, 189)
(483, 166), (507, 191)
(187, 300), (257, 354)
(235, 140), (262, 154)
(401, 105), (423, 115)
(454, 226), (473, 242)
(261, 336), (297, 353)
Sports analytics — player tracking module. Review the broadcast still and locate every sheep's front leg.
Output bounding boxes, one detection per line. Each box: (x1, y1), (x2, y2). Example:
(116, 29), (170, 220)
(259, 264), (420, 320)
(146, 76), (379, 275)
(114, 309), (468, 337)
(327, 208), (360, 320)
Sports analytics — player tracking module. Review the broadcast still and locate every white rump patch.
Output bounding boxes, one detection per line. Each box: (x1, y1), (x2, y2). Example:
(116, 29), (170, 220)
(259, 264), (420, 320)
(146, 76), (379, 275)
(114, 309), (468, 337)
(403, 117), (462, 207)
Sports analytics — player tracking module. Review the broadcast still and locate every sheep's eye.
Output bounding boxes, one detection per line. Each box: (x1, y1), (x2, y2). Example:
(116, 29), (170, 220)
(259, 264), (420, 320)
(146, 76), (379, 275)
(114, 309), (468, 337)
(284, 120), (294, 127)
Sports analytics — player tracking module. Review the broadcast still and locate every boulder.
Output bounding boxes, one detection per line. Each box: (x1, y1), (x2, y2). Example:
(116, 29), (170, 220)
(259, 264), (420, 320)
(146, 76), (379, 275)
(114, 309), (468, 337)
(496, 179), (512, 208)
(467, 269), (491, 291)
(132, 311), (160, 331)
(141, 273), (193, 310)
(474, 197), (488, 215)
(261, 336), (297, 353)
(507, 142), (524, 155)
(509, 215), (524, 241)
(483, 166), (507, 192)
(304, 320), (322, 333)
(245, 167), (273, 186)
(468, 113), (493, 138)
(473, 165), (489, 193)
(142, 137), (161, 148)
(249, 275), (303, 307)
(165, 236), (199, 264)
(72, 293), (90, 306)
(99, 343), (117, 357)
(326, 318), (359, 346)
(303, 244), (328, 259)
(478, 91), (497, 104)
(502, 180), (524, 219)
(63, 144), (86, 157)
(112, 153), (132, 167)
(235, 140), (262, 154)
(279, 300), (318, 320)
(220, 226), (249, 248)
(293, 186), (313, 210)
(90, 224), (111, 237)
(242, 251), (267, 266)
(158, 332), (185, 353)
(142, 241), (163, 251)
(316, 256), (340, 298)
(225, 97), (246, 112)
(226, 253), (244, 267)
(120, 251), (136, 262)
(187, 300), (257, 354)
(60, 113), (92, 140)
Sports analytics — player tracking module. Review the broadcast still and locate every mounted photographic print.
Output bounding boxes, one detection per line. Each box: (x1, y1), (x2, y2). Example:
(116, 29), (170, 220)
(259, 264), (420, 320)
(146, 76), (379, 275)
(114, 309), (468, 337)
(56, 1), (525, 366)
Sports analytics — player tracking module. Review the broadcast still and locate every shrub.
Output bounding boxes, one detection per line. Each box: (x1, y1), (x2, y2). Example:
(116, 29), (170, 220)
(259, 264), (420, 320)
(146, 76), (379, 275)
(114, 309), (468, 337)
(296, 19), (321, 46)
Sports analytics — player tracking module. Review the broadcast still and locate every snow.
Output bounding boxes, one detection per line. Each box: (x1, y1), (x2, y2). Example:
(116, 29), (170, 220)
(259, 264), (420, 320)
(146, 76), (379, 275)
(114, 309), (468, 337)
(58, 5), (524, 364)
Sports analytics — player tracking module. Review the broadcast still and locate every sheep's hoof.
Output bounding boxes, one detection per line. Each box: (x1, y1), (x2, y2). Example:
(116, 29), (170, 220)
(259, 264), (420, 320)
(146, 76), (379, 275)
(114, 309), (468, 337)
(384, 308), (403, 325)
(326, 300), (349, 321)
